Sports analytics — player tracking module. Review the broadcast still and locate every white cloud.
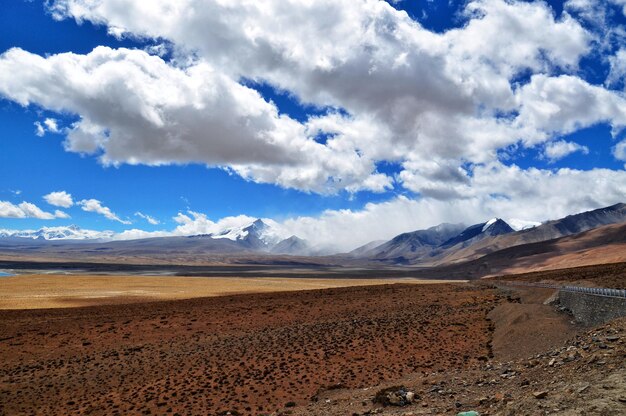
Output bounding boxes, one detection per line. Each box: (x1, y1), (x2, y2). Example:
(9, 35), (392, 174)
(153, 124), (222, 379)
(113, 228), (172, 240)
(54, 210), (71, 219)
(543, 140), (589, 163)
(78, 199), (131, 224)
(34, 122), (45, 137)
(43, 190), (74, 208)
(34, 118), (61, 137)
(135, 211), (160, 225)
(0, 0), (624, 250)
(0, 200), (68, 220)
(613, 139), (626, 161)
(607, 48), (626, 87)
(0, 47), (390, 194)
(0, 0), (612, 195)
(514, 75), (626, 144)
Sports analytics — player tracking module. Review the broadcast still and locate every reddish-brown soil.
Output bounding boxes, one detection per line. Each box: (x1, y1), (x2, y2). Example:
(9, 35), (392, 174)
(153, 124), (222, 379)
(489, 261), (626, 289)
(487, 287), (578, 362)
(293, 317), (626, 416)
(0, 283), (500, 416)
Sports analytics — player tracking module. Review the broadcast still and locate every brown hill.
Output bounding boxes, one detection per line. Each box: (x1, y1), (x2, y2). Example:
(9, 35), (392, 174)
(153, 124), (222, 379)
(431, 203), (626, 266)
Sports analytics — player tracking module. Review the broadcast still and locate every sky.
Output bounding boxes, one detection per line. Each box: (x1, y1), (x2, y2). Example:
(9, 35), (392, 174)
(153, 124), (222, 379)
(1, 0), (626, 251)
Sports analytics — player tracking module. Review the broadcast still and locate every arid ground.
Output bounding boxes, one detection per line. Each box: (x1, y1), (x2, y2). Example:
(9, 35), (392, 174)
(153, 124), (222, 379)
(0, 274), (455, 309)
(0, 263), (624, 415)
(0, 282), (498, 415)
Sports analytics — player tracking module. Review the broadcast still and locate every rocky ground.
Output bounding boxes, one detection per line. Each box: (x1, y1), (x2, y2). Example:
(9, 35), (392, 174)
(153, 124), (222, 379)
(294, 317), (625, 416)
(0, 283), (499, 416)
(490, 261), (626, 289)
(1, 272), (624, 416)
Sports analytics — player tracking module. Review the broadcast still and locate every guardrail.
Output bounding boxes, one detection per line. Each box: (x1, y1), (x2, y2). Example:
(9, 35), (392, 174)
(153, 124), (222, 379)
(498, 281), (626, 299)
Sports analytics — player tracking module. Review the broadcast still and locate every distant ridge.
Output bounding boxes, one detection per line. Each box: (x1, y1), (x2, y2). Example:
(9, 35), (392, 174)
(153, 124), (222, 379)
(349, 203), (626, 266)
(0, 203), (625, 268)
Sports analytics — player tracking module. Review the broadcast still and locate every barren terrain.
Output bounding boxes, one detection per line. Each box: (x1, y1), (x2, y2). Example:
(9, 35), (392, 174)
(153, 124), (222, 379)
(1, 263), (624, 415)
(0, 283), (498, 415)
(0, 274), (453, 309)
(489, 261), (626, 289)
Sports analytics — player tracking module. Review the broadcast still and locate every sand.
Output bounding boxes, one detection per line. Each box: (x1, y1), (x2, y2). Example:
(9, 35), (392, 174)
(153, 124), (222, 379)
(0, 274), (457, 309)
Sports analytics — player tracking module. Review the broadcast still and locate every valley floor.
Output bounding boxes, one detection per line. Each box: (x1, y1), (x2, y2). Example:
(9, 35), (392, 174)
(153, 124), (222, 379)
(0, 274), (453, 309)
(0, 264), (624, 415)
(0, 282), (496, 415)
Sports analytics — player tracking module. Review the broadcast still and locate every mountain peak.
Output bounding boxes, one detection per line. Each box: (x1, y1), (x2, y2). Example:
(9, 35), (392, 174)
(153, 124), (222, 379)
(482, 218), (514, 234)
(482, 218), (498, 232)
(441, 218), (513, 248)
(247, 219), (268, 231)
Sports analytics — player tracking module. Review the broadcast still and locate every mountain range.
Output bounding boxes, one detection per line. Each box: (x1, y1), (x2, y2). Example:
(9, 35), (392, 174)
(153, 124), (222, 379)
(0, 219), (317, 259)
(1, 203), (625, 273)
(350, 202), (626, 266)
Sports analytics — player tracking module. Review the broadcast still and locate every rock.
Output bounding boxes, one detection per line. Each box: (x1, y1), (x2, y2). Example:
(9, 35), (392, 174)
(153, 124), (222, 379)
(533, 391), (548, 399)
(577, 384), (590, 394)
(606, 336), (620, 342)
(373, 386), (416, 407)
(388, 392), (403, 406)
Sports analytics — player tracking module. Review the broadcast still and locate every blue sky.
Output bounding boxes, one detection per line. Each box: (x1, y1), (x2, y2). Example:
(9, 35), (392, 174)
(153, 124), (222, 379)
(1, 0), (626, 250)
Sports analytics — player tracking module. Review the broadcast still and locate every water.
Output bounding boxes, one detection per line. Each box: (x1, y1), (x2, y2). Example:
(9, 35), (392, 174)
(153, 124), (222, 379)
(0, 271), (14, 277)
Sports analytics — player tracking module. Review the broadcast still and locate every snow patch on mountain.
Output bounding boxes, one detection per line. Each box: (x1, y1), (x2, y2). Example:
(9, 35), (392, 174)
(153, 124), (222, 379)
(482, 218), (498, 232)
(507, 218), (542, 231)
(208, 219), (287, 246)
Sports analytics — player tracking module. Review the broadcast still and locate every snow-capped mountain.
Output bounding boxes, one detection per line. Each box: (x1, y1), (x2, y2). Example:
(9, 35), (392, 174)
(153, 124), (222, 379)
(0, 219), (312, 254)
(440, 218), (514, 249)
(212, 219), (283, 247)
(0, 225), (114, 241)
(192, 219), (287, 251)
(359, 219), (515, 264)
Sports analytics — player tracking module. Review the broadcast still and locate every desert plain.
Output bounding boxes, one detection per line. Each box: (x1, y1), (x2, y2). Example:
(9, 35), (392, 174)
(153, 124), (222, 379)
(0, 263), (625, 416)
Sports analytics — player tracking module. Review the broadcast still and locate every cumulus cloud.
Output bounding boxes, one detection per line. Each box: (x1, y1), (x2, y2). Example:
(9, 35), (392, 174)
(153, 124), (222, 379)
(78, 199), (131, 224)
(34, 118), (61, 137)
(54, 210), (71, 219)
(2, 0), (619, 196)
(0, 200), (68, 220)
(543, 140), (589, 162)
(613, 139), (626, 161)
(43, 191), (74, 208)
(135, 211), (160, 225)
(607, 48), (626, 87)
(0, 47), (389, 194)
(1, 0), (625, 249)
